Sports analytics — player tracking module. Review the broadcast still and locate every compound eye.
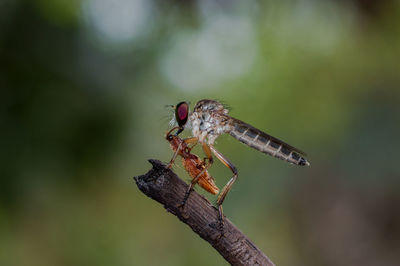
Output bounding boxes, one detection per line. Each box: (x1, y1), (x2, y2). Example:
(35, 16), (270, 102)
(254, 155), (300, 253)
(175, 102), (189, 128)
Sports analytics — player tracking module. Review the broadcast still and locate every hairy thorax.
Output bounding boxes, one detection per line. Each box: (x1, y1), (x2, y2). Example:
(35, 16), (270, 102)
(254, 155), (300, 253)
(189, 100), (232, 145)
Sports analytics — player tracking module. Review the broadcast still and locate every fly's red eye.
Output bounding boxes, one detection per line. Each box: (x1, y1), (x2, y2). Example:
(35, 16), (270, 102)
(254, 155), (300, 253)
(177, 104), (187, 120)
(175, 102), (189, 127)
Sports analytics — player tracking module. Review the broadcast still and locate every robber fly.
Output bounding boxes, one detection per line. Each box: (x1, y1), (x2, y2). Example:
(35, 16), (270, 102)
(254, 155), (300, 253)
(170, 100), (310, 232)
(166, 127), (219, 204)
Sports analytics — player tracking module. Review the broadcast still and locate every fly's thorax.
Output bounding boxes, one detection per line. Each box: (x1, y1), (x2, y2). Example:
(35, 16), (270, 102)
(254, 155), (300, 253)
(190, 109), (233, 144)
(189, 112), (201, 139)
(215, 113), (233, 133)
(194, 99), (226, 113)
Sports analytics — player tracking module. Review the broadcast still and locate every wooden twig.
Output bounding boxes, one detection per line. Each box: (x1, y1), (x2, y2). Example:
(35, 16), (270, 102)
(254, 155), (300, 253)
(134, 159), (276, 266)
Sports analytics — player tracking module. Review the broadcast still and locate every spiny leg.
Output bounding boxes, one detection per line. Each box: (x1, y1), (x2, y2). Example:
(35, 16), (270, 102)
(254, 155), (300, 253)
(201, 142), (214, 169)
(185, 137), (199, 152)
(167, 141), (182, 169)
(167, 136), (198, 168)
(166, 127), (180, 168)
(179, 172), (202, 208)
(179, 141), (214, 208)
(210, 144), (238, 235)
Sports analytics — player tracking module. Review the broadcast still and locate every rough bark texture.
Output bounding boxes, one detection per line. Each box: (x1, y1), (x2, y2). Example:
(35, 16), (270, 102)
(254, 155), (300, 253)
(134, 159), (276, 266)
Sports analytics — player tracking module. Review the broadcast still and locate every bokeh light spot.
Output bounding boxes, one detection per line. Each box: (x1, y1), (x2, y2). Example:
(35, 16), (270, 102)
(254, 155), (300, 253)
(160, 14), (257, 92)
(82, 0), (154, 44)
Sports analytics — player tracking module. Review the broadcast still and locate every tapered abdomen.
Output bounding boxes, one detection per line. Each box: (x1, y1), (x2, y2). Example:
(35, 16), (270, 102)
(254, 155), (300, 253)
(229, 119), (310, 166)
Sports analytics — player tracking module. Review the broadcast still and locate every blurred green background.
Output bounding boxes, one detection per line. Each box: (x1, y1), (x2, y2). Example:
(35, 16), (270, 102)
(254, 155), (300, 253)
(1, 0), (400, 265)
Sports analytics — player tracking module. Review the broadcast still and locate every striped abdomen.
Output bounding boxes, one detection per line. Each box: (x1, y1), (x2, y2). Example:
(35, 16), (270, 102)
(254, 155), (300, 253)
(229, 119), (310, 166)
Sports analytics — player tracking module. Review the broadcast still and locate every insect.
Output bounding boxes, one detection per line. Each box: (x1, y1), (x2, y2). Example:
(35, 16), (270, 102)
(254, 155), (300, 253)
(171, 100), (310, 232)
(165, 126), (219, 207)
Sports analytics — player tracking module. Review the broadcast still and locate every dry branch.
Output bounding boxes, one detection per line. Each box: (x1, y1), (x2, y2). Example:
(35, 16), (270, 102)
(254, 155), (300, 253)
(134, 159), (276, 266)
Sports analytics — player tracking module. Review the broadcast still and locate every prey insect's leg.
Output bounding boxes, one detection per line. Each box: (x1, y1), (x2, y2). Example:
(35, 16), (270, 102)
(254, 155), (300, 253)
(210, 145), (238, 233)
(167, 141), (182, 168)
(176, 137), (201, 208)
(166, 127), (180, 168)
(167, 137), (198, 168)
(180, 142), (213, 209)
(179, 171), (202, 208)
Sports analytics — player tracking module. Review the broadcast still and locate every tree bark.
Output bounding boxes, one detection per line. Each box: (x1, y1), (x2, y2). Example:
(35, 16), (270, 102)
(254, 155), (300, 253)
(134, 159), (276, 266)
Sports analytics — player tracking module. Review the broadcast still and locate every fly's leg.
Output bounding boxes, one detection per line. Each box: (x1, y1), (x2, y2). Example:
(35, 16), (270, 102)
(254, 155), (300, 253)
(179, 142), (213, 209)
(201, 142), (214, 170)
(185, 138), (199, 153)
(167, 137), (198, 168)
(210, 145), (238, 236)
(184, 137), (199, 152)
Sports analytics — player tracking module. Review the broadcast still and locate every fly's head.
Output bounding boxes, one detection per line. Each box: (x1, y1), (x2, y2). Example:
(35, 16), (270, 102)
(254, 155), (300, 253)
(165, 101), (190, 136)
(171, 101), (189, 135)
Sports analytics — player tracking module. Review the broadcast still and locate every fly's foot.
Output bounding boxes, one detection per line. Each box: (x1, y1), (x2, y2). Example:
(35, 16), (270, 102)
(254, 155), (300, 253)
(208, 220), (223, 238)
(177, 200), (186, 210)
(177, 190), (192, 220)
(177, 187), (192, 209)
(217, 216), (225, 238)
(216, 205), (225, 238)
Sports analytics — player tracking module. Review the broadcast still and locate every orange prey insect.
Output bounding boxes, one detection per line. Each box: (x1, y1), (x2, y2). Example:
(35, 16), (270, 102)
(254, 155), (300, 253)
(166, 127), (219, 206)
